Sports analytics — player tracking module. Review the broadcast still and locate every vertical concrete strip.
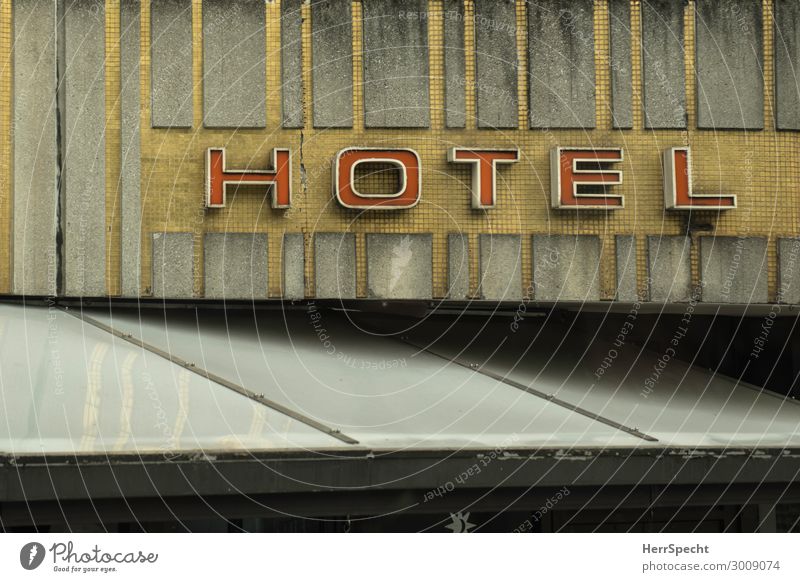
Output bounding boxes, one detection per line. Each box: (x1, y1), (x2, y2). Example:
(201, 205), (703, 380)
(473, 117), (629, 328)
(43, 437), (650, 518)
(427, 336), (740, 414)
(775, 0), (800, 130)
(311, 0), (353, 128)
(778, 238), (800, 304)
(448, 233), (469, 299)
(615, 235), (638, 301)
(283, 233), (305, 299)
(700, 237), (768, 303)
(152, 233), (193, 298)
(150, 0), (193, 128)
(366, 234), (432, 299)
(641, 0), (686, 129)
(281, 0), (303, 128)
(63, 0), (106, 296)
(120, 0), (141, 296)
(479, 234), (522, 301)
(532, 235), (601, 301)
(647, 236), (691, 302)
(203, 0), (266, 128)
(13, 0), (58, 295)
(315, 233), (356, 298)
(695, 0), (763, 130)
(609, 0), (632, 129)
(362, 0), (430, 128)
(475, 0), (517, 129)
(443, 0), (465, 128)
(528, 0), (595, 129)
(204, 233), (268, 299)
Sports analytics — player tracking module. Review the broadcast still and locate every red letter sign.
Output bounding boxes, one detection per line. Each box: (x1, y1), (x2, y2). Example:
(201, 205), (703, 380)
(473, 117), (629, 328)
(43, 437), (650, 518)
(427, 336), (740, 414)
(663, 147), (736, 210)
(447, 148), (519, 209)
(334, 148), (421, 209)
(550, 147), (624, 209)
(206, 147), (291, 208)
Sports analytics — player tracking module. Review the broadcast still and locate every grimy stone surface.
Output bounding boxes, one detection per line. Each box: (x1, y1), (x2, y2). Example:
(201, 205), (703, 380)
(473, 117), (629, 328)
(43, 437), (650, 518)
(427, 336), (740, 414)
(366, 234), (432, 299)
(443, 0), (465, 128)
(281, 0), (303, 128)
(150, 0), (193, 128)
(775, 0), (800, 130)
(63, 0), (106, 296)
(700, 237), (768, 303)
(696, 0), (763, 130)
(121, 0), (142, 296)
(647, 236), (691, 302)
(448, 233), (469, 299)
(13, 0), (58, 295)
(475, 0), (517, 129)
(528, 0), (595, 129)
(778, 238), (800, 304)
(362, 0), (430, 128)
(152, 233), (193, 298)
(204, 234), (268, 299)
(609, 0), (632, 129)
(283, 233), (305, 299)
(641, 0), (687, 129)
(311, 0), (353, 128)
(479, 235), (522, 301)
(532, 235), (601, 301)
(315, 233), (356, 298)
(615, 235), (638, 301)
(203, 0), (266, 128)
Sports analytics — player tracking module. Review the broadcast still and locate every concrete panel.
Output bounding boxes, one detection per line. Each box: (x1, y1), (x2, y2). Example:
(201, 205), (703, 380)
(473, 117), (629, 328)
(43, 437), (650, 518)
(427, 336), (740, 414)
(366, 234), (432, 299)
(696, 0), (763, 129)
(63, 0), (106, 296)
(528, 0), (595, 129)
(204, 233), (268, 299)
(778, 238), (800, 304)
(532, 235), (601, 301)
(647, 236), (691, 302)
(315, 233), (356, 298)
(150, 0), (193, 128)
(311, 0), (353, 128)
(641, 0), (686, 129)
(283, 233), (305, 299)
(121, 0), (142, 296)
(475, 0), (517, 129)
(775, 0), (800, 130)
(13, 0), (58, 295)
(152, 233), (193, 298)
(448, 233), (469, 299)
(281, 0), (303, 128)
(479, 235), (521, 301)
(203, 0), (266, 128)
(362, 0), (430, 128)
(615, 235), (638, 301)
(609, 0), (632, 129)
(443, 0), (465, 128)
(700, 237), (768, 303)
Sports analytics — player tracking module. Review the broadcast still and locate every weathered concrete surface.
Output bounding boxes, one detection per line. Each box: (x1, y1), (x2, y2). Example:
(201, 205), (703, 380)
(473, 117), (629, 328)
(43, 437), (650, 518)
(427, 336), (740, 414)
(778, 238), (800, 304)
(479, 235), (522, 300)
(641, 0), (686, 129)
(366, 234), (432, 299)
(700, 236), (767, 303)
(150, 0), (193, 128)
(528, 0), (595, 129)
(13, 0), (58, 295)
(448, 233), (469, 299)
(443, 0), (465, 128)
(311, 0), (353, 128)
(152, 233), (194, 298)
(615, 235), (638, 301)
(315, 233), (356, 298)
(204, 234), (268, 299)
(475, 0), (517, 129)
(281, 0), (303, 128)
(532, 235), (601, 301)
(203, 0), (266, 128)
(121, 0), (142, 296)
(775, 0), (800, 130)
(63, 0), (106, 296)
(362, 0), (430, 128)
(696, 0), (763, 129)
(647, 236), (691, 302)
(283, 233), (305, 299)
(609, 0), (632, 129)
